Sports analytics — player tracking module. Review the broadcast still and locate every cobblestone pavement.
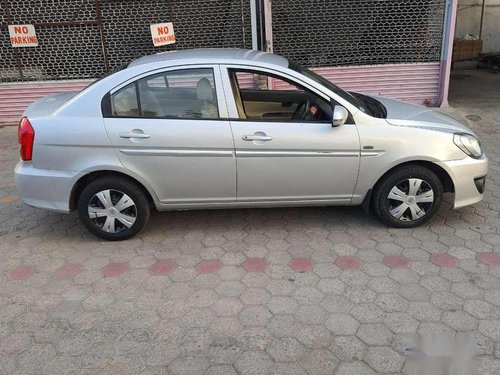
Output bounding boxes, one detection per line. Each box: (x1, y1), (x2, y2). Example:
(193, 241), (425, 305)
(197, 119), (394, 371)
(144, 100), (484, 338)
(1, 77), (500, 374)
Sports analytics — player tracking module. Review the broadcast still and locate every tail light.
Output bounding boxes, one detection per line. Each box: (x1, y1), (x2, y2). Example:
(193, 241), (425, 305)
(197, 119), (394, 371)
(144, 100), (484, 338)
(18, 117), (35, 161)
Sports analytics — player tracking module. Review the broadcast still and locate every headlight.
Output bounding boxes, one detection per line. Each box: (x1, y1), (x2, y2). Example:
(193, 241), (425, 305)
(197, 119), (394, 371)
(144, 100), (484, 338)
(453, 133), (483, 158)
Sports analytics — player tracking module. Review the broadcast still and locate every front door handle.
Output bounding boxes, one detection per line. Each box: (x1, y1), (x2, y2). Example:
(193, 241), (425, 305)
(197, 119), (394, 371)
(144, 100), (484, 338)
(242, 134), (273, 142)
(119, 129), (151, 139)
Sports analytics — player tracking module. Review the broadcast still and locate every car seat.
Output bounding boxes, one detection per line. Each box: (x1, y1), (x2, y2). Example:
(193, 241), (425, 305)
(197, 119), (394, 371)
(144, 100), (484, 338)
(196, 78), (218, 118)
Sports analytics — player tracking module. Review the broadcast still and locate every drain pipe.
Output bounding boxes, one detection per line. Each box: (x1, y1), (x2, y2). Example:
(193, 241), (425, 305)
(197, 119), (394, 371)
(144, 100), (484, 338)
(479, 0), (486, 40)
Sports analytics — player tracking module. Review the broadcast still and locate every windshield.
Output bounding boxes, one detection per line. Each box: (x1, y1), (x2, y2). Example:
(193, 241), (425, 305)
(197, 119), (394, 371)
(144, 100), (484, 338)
(289, 61), (371, 115)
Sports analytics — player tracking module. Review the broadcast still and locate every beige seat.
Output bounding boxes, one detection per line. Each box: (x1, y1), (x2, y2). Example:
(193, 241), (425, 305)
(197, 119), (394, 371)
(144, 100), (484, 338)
(196, 78), (218, 118)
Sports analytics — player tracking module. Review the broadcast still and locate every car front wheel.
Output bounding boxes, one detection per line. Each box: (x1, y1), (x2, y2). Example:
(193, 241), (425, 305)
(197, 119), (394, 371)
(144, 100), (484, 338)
(373, 165), (443, 228)
(78, 177), (150, 240)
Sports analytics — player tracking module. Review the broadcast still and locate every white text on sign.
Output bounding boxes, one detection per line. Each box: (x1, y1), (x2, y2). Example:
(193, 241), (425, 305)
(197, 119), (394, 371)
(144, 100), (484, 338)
(8, 25), (38, 47)
(150, 22), (176, 47)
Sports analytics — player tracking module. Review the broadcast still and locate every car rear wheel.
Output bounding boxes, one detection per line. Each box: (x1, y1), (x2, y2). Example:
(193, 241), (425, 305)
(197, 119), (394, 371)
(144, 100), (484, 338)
(78, 177), (150, 240)
(373, 165), (443, 228)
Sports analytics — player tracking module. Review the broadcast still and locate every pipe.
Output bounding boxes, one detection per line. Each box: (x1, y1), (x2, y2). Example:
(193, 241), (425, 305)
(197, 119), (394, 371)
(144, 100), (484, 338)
(479, 0), (486, 40)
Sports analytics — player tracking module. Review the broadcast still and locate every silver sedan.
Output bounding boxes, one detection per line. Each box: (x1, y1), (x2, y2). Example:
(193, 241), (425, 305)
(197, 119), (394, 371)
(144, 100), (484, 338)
(15, 49), (488, 240)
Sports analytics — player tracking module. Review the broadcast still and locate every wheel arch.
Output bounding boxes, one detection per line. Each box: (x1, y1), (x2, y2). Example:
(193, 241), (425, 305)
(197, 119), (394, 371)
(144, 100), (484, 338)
(362, 160), (454, 212)
(69, 170), (157, 211)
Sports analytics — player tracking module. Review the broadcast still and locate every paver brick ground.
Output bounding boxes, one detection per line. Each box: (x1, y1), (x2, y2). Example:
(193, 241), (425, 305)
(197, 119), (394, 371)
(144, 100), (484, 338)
(1, 71), (500, 373)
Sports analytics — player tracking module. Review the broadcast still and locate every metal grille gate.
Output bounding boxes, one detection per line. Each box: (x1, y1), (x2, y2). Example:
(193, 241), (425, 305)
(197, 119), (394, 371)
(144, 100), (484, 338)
(0, 0), (451, 122)
(0, 0), (252, 82)
(271, 0), (446, 67)
(101, 0), (253, 72)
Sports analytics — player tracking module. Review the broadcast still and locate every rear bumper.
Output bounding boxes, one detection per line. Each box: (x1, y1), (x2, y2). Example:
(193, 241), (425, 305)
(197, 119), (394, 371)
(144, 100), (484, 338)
(436, 155), (488, 209)
(15, 161), (77, 213)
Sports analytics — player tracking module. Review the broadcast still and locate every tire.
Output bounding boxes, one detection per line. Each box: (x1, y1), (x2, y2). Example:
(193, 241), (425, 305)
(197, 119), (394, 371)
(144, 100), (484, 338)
(78, 177), (150, 241)
(372, 165), (443, 228)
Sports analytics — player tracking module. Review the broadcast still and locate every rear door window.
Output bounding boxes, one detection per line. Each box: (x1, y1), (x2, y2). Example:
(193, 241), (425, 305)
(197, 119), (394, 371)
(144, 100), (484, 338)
(111, 83), (140, 117)
(110, 68), (219, 119)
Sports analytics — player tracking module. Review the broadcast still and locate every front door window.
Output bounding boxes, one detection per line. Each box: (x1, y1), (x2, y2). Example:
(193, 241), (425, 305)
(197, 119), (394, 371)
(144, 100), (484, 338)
(229, 69), (333, 123)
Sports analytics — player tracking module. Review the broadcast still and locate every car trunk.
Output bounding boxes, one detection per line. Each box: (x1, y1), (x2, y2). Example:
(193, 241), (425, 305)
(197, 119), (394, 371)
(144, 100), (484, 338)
(24, 91), (79, 118)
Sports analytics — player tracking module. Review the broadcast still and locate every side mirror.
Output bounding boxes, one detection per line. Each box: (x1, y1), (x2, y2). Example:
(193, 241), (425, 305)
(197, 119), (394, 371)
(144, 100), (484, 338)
(332, 105), (348, 127)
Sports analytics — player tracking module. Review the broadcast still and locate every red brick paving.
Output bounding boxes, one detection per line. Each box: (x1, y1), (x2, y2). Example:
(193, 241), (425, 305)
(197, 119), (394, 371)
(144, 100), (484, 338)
(242, 258), (267, 272)
(196, 260), (222, 274)
(289, 258), (314, 272)
(102, 262), (129, 277)
(429, 253), (459, 267)
(335, 256), (362, 270)
(55, 263), (84, 279)
(4, 98), (500, 373)
(149, 260), (177, 275)
(7, 265), (36, 280)
(382, 255), (410, 269)
(477, 252), (500, 266)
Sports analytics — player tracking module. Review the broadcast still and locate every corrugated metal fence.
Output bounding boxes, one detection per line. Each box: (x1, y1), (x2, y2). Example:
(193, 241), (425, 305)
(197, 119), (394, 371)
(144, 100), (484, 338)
(0, 81), (91, 124)
(0, 62), (440, 124)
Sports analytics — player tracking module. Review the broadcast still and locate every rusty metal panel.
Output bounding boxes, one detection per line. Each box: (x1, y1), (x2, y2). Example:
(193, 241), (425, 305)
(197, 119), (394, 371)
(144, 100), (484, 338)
(272, 63), (442, 106)
(313, 63), (442, 105)
(0, 81), (91, 124)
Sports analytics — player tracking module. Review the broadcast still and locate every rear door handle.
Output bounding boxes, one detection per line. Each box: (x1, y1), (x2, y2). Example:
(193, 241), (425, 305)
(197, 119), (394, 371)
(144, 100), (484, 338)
(119, 130), (151, 139)
(242, 135), (273, 142)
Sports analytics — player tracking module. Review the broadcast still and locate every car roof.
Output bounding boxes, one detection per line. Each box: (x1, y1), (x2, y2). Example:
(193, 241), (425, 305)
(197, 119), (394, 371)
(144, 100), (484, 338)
(128, 48), (289, 68)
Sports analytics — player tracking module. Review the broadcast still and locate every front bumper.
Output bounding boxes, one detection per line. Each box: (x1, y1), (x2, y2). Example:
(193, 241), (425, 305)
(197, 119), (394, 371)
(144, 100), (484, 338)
(15, 161), (77, 213)
(436, 155), (488, 209)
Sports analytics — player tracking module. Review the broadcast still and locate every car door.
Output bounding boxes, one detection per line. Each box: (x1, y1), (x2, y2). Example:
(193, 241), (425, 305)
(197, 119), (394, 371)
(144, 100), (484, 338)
(103, 66), (236, 206)
(221, 65), (360, 204)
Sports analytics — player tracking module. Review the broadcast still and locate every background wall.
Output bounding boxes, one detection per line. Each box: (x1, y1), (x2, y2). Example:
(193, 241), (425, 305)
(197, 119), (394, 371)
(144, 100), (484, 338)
(455, 0), (500, 53)
(0, 0), (453, 123)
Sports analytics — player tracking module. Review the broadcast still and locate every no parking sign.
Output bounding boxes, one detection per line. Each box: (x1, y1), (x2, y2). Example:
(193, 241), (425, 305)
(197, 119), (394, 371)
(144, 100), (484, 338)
(8, 24), (38, 47)
(150, 22), (176, 47)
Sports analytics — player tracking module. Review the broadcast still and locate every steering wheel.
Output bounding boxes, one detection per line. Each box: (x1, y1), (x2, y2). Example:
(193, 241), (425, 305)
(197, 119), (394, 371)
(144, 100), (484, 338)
(292, 97), (311, 121)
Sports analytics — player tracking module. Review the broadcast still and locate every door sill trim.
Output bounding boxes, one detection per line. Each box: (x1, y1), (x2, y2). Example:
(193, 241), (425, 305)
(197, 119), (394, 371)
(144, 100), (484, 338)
(156, 198), (352, 211)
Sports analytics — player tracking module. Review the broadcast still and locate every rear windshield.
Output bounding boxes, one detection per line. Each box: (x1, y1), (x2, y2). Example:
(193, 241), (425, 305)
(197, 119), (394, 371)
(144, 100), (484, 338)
(88, 64), (128, 88)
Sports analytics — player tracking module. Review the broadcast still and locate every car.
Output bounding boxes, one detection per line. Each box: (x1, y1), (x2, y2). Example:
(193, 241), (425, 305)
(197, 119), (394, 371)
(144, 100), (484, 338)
(15, 48), (488, 240)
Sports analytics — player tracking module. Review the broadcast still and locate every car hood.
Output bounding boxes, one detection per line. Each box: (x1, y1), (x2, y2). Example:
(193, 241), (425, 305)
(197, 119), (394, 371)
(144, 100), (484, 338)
(368, 95), (475, 135)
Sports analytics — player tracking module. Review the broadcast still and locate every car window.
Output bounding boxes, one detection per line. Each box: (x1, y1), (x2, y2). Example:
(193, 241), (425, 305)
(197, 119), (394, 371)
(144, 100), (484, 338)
(146, 75), (167, 88)
(111, 84), (140, 117)
(229, 69), (332, 123)
(288, 62), (372, 115)
(110, 68), (219, 119)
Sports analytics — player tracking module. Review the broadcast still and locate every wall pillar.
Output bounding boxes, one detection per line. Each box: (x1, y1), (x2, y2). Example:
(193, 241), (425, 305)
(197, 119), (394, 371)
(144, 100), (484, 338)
(438, 0), (458, 107)
(263, 0), (273, 52)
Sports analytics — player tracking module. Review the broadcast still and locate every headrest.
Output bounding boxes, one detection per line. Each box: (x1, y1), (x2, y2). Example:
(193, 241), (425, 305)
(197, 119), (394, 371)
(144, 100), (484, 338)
(196, 78), (214, 101)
